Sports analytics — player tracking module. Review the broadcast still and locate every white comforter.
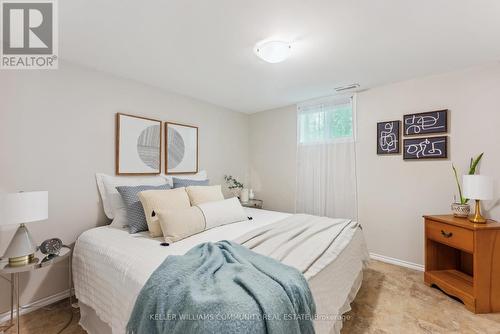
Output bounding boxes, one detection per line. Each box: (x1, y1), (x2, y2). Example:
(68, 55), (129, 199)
(73, 208), (360, 334)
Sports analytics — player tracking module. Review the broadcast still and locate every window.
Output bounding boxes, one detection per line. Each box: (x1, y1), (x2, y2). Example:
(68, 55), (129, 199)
(298, 97), (354, 144)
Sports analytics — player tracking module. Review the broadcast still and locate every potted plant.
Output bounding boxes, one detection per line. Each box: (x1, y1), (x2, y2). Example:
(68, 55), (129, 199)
(451, 153), (483, 217)
(224, 175), (244, 198)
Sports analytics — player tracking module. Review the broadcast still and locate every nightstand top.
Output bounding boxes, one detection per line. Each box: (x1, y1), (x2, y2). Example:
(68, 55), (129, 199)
(241, 199), (263, 208)
(0, 245), (71, 274)
(242, 199), (262, 204)
(424, 215), (500, 231)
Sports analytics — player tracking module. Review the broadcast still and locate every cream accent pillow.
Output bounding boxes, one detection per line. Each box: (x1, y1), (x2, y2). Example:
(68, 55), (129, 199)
(157, 207), (206, 243)
(157, 197), (247, 243)
(186, 185), (224, 206)
(138, 187), (191, 237)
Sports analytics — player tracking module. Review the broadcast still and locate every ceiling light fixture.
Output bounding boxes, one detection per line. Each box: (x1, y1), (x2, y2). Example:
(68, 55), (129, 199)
(254, 41), (291, 64)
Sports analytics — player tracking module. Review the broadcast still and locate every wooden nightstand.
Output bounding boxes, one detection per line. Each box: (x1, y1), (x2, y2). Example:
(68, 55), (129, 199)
(423, 215), (500, 313)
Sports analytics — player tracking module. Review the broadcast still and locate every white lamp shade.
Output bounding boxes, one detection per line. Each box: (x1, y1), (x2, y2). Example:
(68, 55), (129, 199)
(463, 175), (493, 200)
(2, 191), (48, 226)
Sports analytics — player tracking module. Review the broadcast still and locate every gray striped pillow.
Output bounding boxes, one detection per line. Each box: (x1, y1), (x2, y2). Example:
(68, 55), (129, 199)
(116, 184), (172, 233)
(172, 178), (209, 188)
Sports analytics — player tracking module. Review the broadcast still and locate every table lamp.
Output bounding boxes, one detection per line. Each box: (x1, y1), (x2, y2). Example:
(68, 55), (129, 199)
(1, 191), (48, 266)
(463, 175), (493, 223)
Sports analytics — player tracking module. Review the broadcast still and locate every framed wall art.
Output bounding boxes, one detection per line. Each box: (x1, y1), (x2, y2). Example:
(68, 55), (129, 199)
(403, 136), (448, 160)
(165, 122), (198, 174)
(377, 120), (401, 155)
(115, 113), (162, 175)
(403, 110), (448, 136)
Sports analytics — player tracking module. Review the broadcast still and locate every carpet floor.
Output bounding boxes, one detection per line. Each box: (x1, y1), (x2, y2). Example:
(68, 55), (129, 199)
(342, 260), (500, 333)
(1, 260), (499, 334)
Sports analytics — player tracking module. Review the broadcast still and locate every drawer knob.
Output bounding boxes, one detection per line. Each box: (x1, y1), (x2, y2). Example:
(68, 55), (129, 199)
(441, 230), (453, 238)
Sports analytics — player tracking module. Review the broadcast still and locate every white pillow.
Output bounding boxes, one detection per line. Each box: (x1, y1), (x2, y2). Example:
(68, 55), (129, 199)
(110, 211), (128, 228)
(95, 173), (168, 224)
(197, 197), (247, 230)
(158, 197), (247, 243)
(162, 170), (207, 187)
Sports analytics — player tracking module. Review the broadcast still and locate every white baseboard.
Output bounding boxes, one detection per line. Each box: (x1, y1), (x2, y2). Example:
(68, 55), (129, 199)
(0, 289), (71, 323)
(370, 252), (424, 272)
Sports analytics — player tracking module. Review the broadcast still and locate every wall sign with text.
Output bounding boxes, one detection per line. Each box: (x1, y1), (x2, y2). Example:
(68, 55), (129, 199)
(1, 0), (58, 69)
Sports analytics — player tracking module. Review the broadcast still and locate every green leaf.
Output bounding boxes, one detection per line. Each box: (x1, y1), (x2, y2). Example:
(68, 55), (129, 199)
(468, 153), (484, 175)
(452, 164), (466, 204)
(453, 152), (483, 205)
(224, 174), (244, 189)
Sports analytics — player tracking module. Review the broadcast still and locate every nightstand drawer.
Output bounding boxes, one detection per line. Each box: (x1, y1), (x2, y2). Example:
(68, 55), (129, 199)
(426, 220), (473, 253)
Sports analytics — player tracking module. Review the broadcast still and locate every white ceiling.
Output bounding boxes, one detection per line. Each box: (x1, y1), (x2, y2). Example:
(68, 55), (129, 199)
(60, 0), (500, 113)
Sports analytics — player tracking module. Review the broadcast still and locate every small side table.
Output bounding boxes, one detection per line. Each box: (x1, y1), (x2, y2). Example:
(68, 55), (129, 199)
(423, 215), (500, 313)
(0, 245), (72, 334)
(241, 199), (263, 209)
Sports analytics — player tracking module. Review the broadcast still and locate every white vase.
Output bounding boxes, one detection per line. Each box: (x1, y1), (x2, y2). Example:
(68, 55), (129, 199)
(249, 189), (255, 200)
(240, 188), (249, 203)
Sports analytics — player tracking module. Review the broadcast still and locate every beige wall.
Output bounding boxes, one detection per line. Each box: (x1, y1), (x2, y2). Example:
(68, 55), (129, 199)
(0, 62), (249, 313)
(249, 63), (500, 266)
(357, 64), (500, 265)
(2, 60), (500, 315)
(249, 106), (297, 213)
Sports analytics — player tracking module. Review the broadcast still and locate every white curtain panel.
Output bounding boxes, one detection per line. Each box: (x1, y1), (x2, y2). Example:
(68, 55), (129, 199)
(296, 96), (358, 220)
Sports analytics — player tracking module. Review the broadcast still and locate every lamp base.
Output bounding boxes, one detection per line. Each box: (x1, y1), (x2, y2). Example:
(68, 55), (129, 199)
(469, 200), (487, 224)
(1, 223), (38, 267)
(9, 253), (35, 267)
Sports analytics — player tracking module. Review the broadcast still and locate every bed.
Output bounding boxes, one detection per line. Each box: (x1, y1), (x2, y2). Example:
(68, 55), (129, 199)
(73, 208), (369, 334)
